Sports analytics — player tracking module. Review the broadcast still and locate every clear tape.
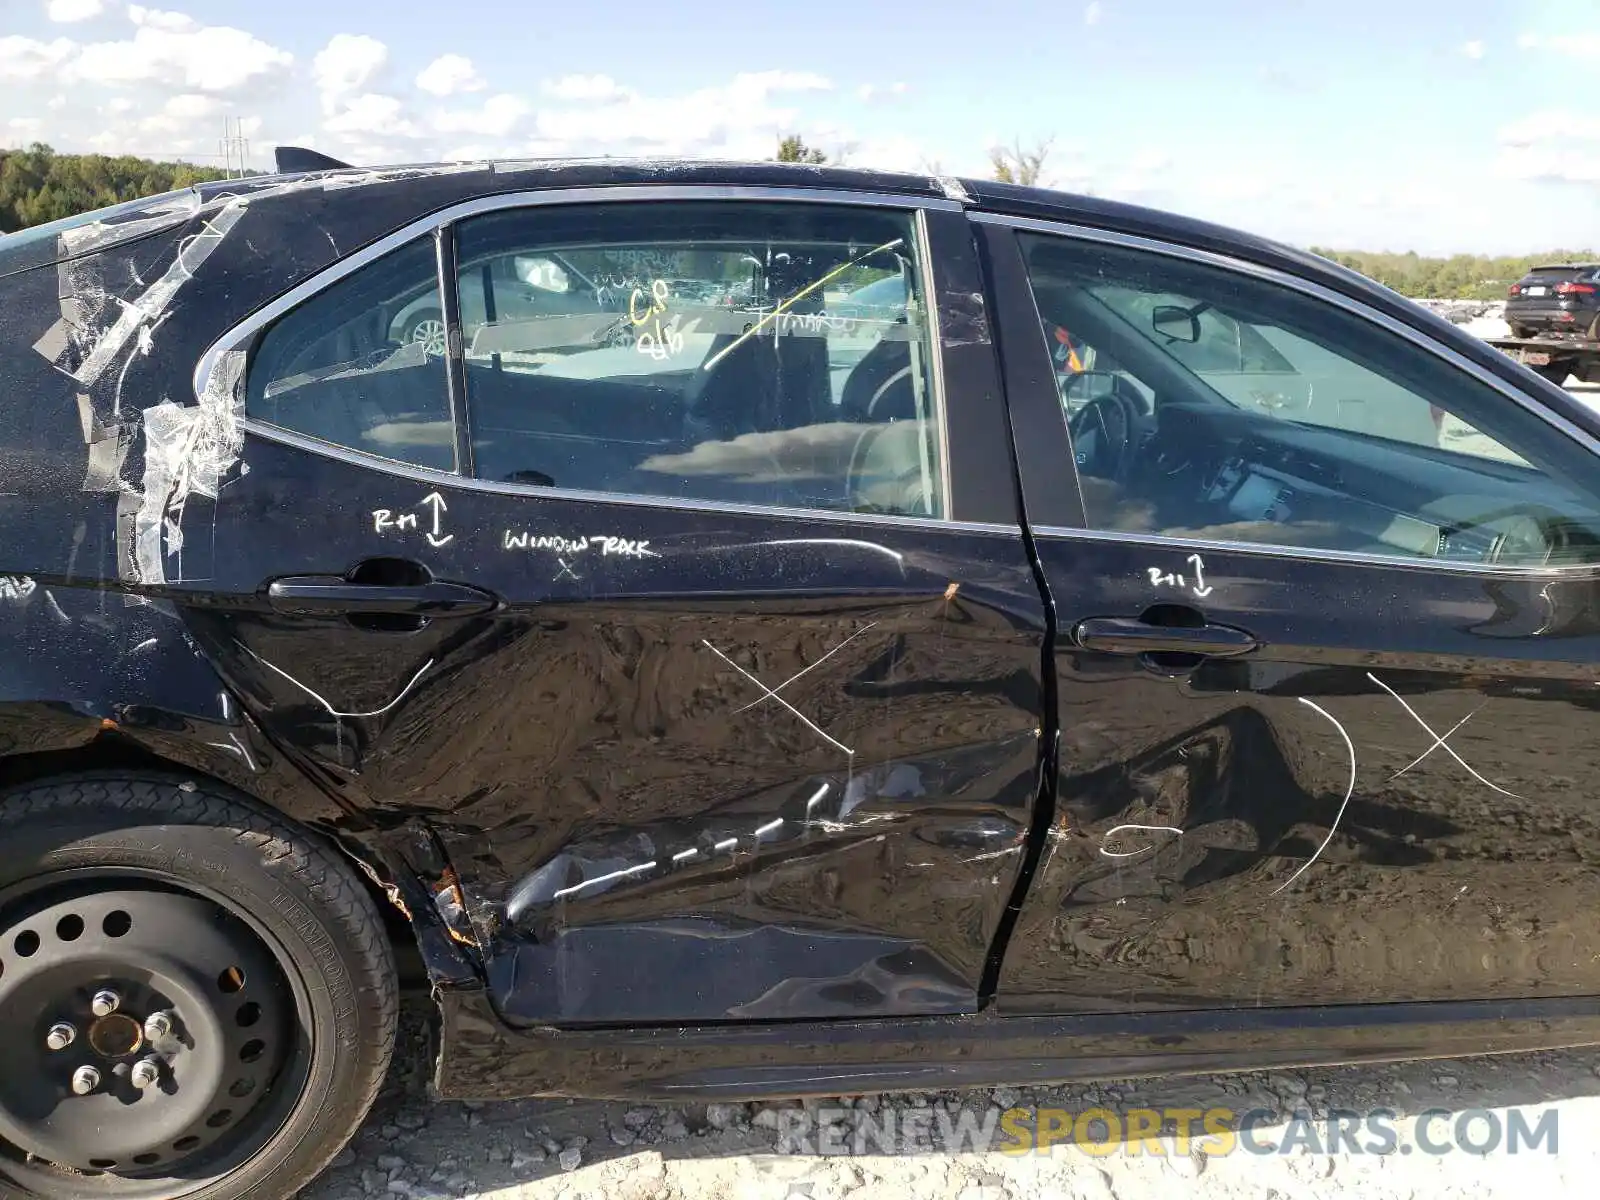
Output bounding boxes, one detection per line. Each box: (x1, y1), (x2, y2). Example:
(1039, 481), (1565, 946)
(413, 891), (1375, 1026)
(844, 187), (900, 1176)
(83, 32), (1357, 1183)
(132, 349), (246, 585)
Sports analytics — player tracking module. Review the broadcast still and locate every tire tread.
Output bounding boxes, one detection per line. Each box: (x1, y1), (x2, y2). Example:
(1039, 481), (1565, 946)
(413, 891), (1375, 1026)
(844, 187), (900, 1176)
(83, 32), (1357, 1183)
(0, 771), (399, 1199)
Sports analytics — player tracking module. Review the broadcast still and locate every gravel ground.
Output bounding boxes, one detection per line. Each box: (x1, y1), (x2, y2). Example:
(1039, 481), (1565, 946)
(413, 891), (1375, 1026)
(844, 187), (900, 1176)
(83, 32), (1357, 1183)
(300, 1002), (1600, 1200)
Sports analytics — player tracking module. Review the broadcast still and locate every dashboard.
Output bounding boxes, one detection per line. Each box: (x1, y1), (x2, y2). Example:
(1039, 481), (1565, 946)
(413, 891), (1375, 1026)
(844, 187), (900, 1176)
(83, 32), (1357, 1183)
(1132, 403), (1591, 568)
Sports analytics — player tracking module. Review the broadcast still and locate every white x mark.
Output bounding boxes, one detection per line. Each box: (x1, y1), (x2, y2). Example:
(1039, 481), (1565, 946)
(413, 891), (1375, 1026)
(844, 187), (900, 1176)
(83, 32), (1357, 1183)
(1367, 672), (1520, 798)
(703, 622), (878, 757)
(553, 558), (581, 582)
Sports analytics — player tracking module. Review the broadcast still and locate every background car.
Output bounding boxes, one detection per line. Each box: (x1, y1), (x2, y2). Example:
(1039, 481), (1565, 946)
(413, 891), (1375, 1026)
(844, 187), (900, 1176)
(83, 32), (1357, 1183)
(389, 249), (608, 355)
(1505, 262), (1600, 338)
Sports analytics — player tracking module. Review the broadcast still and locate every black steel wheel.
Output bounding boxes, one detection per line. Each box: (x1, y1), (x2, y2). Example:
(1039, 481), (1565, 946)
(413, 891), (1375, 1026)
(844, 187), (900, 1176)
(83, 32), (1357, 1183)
(0, 774), (397, 1199)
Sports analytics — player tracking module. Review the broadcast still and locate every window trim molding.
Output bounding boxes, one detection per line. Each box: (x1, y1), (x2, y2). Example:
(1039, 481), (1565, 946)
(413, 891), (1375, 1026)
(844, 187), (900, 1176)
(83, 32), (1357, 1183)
(435, 223), (472, 476)
(1028, 520), (1600, 578)
(979, 211), (1600, 578)
(912, 207), (954, 517)
(198, 183), (967, 524)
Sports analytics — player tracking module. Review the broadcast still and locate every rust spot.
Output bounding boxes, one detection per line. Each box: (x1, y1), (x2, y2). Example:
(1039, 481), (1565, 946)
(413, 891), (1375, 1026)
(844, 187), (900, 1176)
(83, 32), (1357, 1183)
(88, 1014), (143, 1059)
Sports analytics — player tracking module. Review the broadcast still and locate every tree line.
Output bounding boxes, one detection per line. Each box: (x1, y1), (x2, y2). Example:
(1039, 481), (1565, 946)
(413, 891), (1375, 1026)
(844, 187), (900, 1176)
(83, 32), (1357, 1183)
(0, 143), (226, 235)
(1308, 249), (1597, 301)
(3, 139), (1585, 302)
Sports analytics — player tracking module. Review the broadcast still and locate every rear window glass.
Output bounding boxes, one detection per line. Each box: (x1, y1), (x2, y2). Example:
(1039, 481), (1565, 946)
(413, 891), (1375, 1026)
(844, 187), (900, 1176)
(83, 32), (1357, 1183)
(448, 201), (944, 517)
(245, 236), (455, 472)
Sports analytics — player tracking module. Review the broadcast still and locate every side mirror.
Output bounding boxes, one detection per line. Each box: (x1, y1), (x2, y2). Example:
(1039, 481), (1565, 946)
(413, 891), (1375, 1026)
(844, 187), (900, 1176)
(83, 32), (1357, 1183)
(1152, 304), (1201, 344)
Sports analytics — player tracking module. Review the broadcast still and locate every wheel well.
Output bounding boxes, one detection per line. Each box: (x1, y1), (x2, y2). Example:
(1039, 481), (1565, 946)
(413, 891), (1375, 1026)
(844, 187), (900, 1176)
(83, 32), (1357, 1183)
(0, 743), (431, 991)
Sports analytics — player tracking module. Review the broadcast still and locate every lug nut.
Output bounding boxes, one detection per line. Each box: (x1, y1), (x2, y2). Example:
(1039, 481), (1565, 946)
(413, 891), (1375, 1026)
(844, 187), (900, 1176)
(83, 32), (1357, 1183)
(129, 1057), (162, 1090)
(90, 990), (121, 1017)
(45, 1022), (76, 1051)
(142, 1012), (174, 1042)
(70, 1065), (101, 1095)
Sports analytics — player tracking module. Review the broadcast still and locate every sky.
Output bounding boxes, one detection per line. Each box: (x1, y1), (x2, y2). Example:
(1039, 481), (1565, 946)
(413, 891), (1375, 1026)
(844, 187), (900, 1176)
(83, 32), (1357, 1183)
(3, 0), (1600, 253)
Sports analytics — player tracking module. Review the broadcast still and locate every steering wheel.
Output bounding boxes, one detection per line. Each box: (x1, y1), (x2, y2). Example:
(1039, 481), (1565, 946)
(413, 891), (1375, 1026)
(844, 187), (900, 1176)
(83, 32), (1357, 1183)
(1067, 380), (1148, 481)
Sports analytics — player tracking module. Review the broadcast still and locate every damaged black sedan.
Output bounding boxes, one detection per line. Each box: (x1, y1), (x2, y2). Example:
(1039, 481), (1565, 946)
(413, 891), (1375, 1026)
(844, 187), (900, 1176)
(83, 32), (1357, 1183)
(4, 151), (1600, 1198)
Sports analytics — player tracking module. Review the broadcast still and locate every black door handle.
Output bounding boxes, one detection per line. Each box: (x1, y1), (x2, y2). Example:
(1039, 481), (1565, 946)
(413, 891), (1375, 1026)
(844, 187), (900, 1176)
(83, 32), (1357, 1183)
(1072, 616), (1259, 658)
(266, 576), (498, 618)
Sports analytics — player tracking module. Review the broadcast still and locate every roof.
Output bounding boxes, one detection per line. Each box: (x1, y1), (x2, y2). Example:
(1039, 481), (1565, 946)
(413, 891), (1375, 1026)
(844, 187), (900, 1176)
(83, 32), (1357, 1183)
(0, 155), (1506, 392)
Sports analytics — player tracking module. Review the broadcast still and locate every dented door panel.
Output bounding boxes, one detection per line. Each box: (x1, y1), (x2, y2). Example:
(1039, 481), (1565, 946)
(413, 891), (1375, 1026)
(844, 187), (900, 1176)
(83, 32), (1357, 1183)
(999, 535), (1600, 1012)
(179, 434), (1046, 1024)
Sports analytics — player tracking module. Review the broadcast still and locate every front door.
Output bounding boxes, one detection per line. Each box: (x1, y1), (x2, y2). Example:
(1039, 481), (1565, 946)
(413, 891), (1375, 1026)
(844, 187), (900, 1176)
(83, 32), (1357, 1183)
(178, 191), (1049, 1025)
(982, 217), (1600, 1013)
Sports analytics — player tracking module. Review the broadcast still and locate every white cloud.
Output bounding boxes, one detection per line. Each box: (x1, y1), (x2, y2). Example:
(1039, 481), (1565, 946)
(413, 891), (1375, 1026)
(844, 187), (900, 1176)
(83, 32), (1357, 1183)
(742, 69), (831, 93)
(1496, 107), (1600, 184)
(127, 6), (196, 32)
(1498, 145), (1600, 184)
(533, 71), (835, 159)
(1499, 108), (1600, 147)
(323, 92), (420, 140)
(1517, 31), (1600, 60)
(1103, 152), (1177, 198)
(856, 81), (908, 102)
(416, 53), (484, 97)
(1085, 1), (1103, 26)
(0, 35), (76, 81)
(313, 33), (388, 111)
(540, 73), (632, 102)
(441, 136), (568, 163)
(160, 92), (219, 119)
(69, 11), (293, 94)
(843, 133), (926, 172)
(7, 116), (45, 139)
(46, 0), (105, 22)
(138, 90), (221, 135)
(1461, 39), (1486, 60)
(105, 95), (134, 113)
(47, 93), (66, 109)
(429, 93), (530, 138)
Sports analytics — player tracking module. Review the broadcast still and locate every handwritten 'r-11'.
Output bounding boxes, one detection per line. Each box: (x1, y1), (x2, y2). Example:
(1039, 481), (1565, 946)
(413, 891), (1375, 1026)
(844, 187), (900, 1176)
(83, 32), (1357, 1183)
(1145, 553), (1213, 599)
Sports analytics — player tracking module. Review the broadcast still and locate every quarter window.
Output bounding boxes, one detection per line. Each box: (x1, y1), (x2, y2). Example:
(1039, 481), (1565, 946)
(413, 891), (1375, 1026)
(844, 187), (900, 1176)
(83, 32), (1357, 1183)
(452, 202), (944, 517)
(246, 237), (454, 472)
(1019, 234), (1600, 567)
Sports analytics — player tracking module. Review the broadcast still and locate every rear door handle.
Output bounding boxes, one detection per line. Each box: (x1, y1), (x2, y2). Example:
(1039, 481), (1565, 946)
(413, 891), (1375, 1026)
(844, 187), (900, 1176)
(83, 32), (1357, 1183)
(1072, 616), (1259, 658)
(266, 576), (499, 618)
